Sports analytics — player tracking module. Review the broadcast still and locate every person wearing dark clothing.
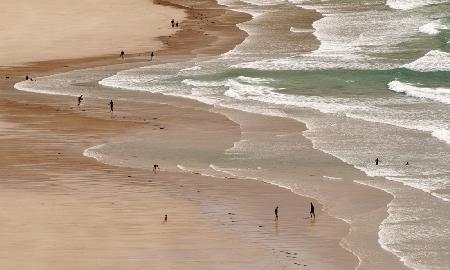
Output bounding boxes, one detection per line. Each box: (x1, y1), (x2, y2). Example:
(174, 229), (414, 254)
(77, 95), (83, 106)
(120, 50), (125, 59)
(275, 206), (279, 221)
(375, 158), (379, 165)
(163, 214), (168, 223)
(109, 100), (114, 112)
(150, 51), (154, 61)
(310, 202), (315, 219)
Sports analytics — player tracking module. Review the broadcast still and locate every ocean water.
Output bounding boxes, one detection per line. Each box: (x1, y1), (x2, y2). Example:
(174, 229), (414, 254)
(15, 0), (450, 269)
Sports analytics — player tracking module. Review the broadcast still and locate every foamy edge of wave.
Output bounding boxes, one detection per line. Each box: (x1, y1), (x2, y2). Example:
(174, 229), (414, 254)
(14, 80), (78, 97)
(83, 144), (107, 162)
(419, 21), (448, 35)
(388, 80), (450, 105)
(402, 50), (450, 72)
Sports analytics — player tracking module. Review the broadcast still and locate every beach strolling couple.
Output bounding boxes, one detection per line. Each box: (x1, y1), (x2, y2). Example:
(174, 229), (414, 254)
(274, 203), (315, 221)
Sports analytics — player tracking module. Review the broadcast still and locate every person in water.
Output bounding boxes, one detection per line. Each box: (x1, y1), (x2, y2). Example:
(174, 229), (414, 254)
(275, 206), (279, 221)
(310, 202), (315, 219)
(405, 161), (409, 165)
(120, 50), (125, 59)
(109, 100), (114, 112)
(171, 19), (175, 28)
(375, 157), (379, 165)
(77, 95), (83, 106)
(150, 51), (154, 61)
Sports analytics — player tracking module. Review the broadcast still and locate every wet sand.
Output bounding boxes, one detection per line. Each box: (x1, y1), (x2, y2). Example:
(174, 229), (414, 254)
(0, 0), (406, 269)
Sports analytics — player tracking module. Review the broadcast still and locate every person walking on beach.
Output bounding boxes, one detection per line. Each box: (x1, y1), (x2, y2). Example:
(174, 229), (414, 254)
(275, 206), (279, 221)
(150, 51), (154, 61)
(175, 21), (179, 28)
(375, 157), (379, 165)
(77, 95), (83, 106)
(25, 74), (29, 80)
(310, 202), (315, 219)
(153, 164), (160, 173)
(171, 19), (175, 28)
(109, 100), (114, 112)
(120, 50), (125, 59)
(163, 214), (168, 223)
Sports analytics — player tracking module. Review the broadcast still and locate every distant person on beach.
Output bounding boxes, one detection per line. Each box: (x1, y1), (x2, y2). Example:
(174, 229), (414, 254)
(405, 161), (409, 166)
(150, 51), (154, 61)
(375, 158), (379, 165)
(176, 21), (179, 27)
(77, 95), (83, 106)
(25, 74), (29, 80)
(171, 19), (175, 28)
(163, 214), (168, 223)
(310, 202), (315, 219)
(275, 206), (279, 221)
(109, 100), (114, 112)
(120, 50), (125, 59)
(153, 164), (160, 173)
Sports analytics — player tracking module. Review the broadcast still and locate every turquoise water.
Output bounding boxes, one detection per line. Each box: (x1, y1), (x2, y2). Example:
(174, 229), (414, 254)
(15, 0), (450, 269)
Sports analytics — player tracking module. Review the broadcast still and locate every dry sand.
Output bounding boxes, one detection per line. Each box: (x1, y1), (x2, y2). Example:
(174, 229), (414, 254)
(0, 0), (405, 269)
(0, 0), (185, 66)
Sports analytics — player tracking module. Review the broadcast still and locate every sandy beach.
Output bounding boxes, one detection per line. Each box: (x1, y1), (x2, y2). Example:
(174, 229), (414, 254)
(0, 0), (411, 269)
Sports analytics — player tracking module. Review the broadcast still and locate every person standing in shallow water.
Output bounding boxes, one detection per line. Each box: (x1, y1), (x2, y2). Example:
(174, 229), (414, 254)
(375, 157), (379, 165)
(275, 206), (279, 221)
(150, 51), (154, 61)
(109, 100), (114, 112)
(310, 202), (315, 219)
(120, 50), (124, 59)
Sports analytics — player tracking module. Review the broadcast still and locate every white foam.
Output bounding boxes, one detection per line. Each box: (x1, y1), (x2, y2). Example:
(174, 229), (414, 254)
(431, 192), (450, 202)
(14, 80), (78, 97)
(182, 79), (224, 87)
(386, 0), (448, 10)
(322, 175), (343, 181)
(388, 80), (450, 105)
(419, 21), (448, 35)
(180, 66), (202, 72)
(402, 50), (450, 72)
(289, 26), (314, 33)
(234, 7), (423, 71)
(83, 144), (106, 162)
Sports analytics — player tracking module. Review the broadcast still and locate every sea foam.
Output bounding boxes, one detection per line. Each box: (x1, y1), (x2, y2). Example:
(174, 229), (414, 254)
(386, 0), (448, 10)
(419, 21), (448, 35)
(402, 50), (450, 72)
(388, 80), (450, 105)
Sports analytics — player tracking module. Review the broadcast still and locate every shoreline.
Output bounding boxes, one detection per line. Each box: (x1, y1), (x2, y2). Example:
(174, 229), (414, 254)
(0, 0), (409, 269)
